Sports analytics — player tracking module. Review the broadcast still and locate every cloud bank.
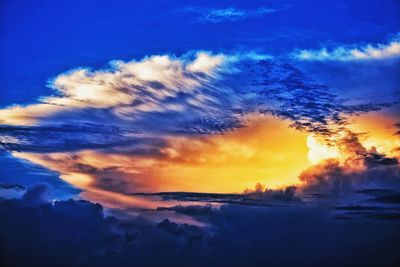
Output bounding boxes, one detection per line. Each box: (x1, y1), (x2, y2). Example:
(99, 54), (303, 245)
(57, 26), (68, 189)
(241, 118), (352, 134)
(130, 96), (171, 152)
(1, 183), (400, 267)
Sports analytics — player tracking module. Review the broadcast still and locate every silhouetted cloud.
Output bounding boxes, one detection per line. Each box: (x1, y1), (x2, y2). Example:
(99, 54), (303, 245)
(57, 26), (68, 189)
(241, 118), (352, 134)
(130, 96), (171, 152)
(251, 61), (389, 138)
(1, 189), (400, 267)
(132, 190), (299, 207)
(22, 183), (51, 205)
(157, 204), (217, 216)
(0, 183), (25, 191)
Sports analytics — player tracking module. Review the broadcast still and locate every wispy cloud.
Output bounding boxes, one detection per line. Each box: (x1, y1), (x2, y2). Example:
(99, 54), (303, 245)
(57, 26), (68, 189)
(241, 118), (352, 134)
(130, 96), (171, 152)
(292, 33), (400, 61)
(184, 7), (276, 23)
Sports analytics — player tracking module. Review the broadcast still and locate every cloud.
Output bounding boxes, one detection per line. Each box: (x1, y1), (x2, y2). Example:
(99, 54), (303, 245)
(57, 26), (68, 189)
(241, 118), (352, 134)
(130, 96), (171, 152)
(0, 51), (238, 129)
(292, 33), (400, 61)
(131, 187), (300, 208)
(0, 183), (26, 199)
(2, 187), (400, 267)
(0, 197), (127, 267)
(22, 183), (51, 205)
(299, 132), (400, 195)
(0, 124), (142, 153)
(157, 204), (218, 217)
(184, 7), (276, 23)
(249, 61), (388, 138)
(0, 183), (25, 191)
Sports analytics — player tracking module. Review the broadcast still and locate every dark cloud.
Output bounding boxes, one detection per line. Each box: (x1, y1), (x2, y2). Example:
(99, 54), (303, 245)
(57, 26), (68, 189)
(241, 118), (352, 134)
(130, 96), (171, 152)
(250, 61), (389, 138)
(0, 183), (25, 191)
(157, 204), (217, 217)
(132, 190), (298, 208)
(157, 219), (204, 240)
(0, 124), (141, 153)
(368, 192), (400, 204)
(174, 116), (244, 135)
(0, 197), (125, 267)
(1, 191), (400, 267)
(0, 195), (210, 267)
(243, 183), (299, 201)
(334, 204), (400, 221)
(0, 183), (26, 199)
(334, 188), (400, 221)
(22, 183), (51, 205)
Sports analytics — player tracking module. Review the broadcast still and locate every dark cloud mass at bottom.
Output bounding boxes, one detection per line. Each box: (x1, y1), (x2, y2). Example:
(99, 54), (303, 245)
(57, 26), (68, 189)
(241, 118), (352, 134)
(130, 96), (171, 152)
(1, 191), (400, 267)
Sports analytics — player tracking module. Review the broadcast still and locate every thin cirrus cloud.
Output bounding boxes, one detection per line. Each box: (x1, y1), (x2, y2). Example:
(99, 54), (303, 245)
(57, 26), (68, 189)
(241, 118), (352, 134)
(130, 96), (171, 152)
(292, 33), (400, 61)
(184, 7), (276, 23)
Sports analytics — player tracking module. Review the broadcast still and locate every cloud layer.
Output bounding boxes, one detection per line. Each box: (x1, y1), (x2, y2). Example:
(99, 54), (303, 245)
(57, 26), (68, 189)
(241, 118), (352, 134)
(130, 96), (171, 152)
(1, 183), (400, 267)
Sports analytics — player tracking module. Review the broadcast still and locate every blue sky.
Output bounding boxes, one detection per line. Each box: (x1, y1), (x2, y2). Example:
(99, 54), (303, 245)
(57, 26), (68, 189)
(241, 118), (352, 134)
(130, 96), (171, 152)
(0, 1), (400, 266)
(1, 0), (399, 107)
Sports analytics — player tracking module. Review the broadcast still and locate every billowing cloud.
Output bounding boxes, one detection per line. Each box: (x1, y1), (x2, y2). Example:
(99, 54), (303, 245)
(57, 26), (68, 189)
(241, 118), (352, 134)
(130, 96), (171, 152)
(292, 33), (400, 61)
(299, 131), (400, 195)
(183, 7), (276, 23)
(0, 52), (237, 130)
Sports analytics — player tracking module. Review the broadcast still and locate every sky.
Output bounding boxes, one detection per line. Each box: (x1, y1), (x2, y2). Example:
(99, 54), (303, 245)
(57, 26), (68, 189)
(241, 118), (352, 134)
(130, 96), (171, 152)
(1, 1), (400, 266)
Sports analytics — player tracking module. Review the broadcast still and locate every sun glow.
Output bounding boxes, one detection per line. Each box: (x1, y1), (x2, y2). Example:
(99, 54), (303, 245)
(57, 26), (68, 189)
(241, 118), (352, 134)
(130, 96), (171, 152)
(307, 135), (340, 164)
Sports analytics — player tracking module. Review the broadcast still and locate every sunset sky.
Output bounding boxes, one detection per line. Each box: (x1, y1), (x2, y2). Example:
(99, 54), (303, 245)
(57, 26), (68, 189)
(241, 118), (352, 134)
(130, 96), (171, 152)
(1, 1), (399, 266)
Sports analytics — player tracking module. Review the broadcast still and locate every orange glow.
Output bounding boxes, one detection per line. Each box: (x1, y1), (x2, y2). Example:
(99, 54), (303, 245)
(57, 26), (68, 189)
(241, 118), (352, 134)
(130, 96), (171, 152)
(11, 110), (400, 212)
(347, 111), (400, 157)
(13, 114), (310, 196)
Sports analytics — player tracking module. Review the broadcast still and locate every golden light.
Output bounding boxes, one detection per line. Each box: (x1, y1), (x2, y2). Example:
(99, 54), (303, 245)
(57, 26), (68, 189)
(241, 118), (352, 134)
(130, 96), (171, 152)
(11, 114), (311, 195)
(307, 135), (340, 164)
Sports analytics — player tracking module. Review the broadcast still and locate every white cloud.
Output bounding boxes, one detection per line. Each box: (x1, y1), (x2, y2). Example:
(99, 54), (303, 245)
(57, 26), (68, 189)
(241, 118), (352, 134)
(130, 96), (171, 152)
(186, 7), (276, 23)
(0, 51), (235, 126)
(292, 34), (400, 61)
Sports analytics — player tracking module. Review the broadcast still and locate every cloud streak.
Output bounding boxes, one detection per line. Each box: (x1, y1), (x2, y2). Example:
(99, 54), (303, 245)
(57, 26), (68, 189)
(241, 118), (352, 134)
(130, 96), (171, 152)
(292, 33), (400, 61)
(184, 7), (276, 23)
